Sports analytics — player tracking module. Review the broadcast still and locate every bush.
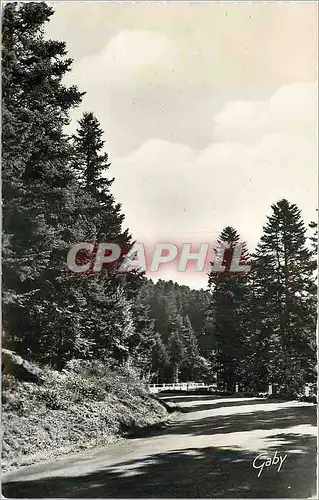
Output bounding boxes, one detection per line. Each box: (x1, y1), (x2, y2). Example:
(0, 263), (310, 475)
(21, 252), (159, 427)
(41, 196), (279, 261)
(298, 395), (317, 404)
(65, 359), (113, 378)
(2, 358), (168, 472)
(37, 388), (69, 410)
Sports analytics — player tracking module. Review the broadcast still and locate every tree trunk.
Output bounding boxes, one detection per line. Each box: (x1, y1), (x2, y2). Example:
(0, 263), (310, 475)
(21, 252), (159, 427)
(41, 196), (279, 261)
(174, 364), (179, 384)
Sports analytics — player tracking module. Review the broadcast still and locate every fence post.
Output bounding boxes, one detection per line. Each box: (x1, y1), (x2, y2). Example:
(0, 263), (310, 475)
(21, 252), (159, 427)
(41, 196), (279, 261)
(268, 384), (273, 396)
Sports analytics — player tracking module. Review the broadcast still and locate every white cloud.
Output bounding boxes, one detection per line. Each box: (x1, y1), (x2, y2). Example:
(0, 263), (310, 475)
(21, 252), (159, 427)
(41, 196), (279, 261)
(105, 30), (175, 71)
(269, 83), (317, 125)
(111, 82), (317, 288)
(46, 4), (317, 289)
(213, 83), (317, 142)
(68, 29), (179, 88)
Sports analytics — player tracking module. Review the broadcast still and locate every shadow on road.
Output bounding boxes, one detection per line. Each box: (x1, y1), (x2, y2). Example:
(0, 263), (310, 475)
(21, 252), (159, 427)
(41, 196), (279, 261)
(162, 404), (317, 437)
(2, 401), (317, 499)
(129, 399), (316, 440)
(175, 398), (284, 413)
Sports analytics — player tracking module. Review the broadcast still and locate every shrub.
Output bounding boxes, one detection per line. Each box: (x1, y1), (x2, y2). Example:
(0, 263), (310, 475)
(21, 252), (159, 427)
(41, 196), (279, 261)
(37, 388), (69, 410)
(2, 357), (168, 472)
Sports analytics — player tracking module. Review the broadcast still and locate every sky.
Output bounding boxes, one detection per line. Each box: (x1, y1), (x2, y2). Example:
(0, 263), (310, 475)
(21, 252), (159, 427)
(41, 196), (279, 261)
(46, 1), (318, 289)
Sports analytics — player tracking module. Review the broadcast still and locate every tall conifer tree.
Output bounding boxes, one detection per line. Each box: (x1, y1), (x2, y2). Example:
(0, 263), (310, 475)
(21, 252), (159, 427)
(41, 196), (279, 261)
(207, 226), (250, 391)
(2, 2), (88, 366)
(251, 199), (317, 393)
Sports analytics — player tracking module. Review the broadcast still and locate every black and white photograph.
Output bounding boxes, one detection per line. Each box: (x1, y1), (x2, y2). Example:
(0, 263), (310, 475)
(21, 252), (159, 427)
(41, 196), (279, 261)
(1, 1), (318, 498)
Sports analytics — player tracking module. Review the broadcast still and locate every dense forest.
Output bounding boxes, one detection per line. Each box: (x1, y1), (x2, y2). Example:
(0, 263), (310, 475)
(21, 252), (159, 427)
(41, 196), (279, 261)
(2, 2), (318, 397)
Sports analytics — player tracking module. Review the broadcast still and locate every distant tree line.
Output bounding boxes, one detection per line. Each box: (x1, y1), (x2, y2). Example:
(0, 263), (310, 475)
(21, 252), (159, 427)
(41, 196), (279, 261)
(2, 3), (317, 396)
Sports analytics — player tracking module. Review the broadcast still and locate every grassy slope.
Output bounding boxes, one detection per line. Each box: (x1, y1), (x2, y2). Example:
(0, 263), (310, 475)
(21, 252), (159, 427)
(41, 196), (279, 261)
(2, 360), (168, 472)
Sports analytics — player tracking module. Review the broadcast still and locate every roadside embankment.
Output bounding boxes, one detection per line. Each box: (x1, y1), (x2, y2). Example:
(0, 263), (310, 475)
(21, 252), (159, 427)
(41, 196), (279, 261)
(2, 355), (170, 472)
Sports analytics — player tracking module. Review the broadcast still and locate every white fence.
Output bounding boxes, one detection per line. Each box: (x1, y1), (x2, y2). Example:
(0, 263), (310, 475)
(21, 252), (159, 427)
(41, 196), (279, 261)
(148, 382), (210, 394)
(149, 382), (314, 397)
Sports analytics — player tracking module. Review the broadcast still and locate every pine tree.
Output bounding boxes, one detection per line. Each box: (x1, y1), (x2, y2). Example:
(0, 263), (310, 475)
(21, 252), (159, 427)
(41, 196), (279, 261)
(129, 283), (156, 377)
(251, 199), (317, 394)
(188, 289), (212, 355)
(151, 333), (169, 384)
(85, 278), (135, 365)
(149, 281), (171, 343)
(168, 331), (186, 384)
(207, 226), (251, 391)
(2, 2), (88, 366)
(71, 112), (130, 246)
(180, 315), (201, 380)
(70, 111), (149, 367)
(309, 215), (318, 257)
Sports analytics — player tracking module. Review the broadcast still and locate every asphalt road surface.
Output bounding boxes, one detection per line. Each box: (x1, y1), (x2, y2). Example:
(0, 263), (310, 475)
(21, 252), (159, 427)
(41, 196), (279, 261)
(2, 395), (317, 498)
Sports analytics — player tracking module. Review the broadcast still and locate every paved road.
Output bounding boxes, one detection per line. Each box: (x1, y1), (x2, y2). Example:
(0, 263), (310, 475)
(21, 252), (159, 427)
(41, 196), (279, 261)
(2, 395), (317, 498)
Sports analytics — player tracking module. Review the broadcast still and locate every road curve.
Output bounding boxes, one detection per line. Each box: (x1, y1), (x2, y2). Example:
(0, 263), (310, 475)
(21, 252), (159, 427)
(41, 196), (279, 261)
(2, 395), (317, 498)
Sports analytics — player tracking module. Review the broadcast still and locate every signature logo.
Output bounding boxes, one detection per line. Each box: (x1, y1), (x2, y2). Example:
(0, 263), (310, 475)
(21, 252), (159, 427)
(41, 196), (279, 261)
(253, 451), (287, 477)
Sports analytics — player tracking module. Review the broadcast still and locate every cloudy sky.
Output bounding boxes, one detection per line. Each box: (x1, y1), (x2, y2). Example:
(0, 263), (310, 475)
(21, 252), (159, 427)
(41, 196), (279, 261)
(47, 1), (318, 289)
